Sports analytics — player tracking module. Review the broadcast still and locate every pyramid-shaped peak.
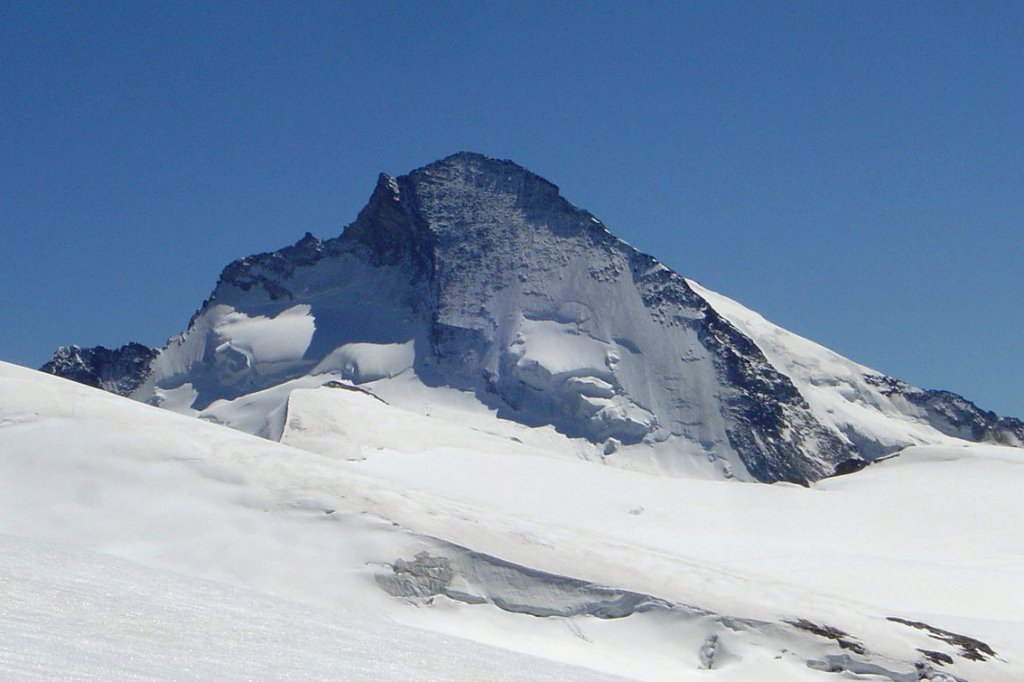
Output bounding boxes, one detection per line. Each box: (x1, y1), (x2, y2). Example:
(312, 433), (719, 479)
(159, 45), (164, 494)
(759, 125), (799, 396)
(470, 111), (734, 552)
(434, 150), (498, 164)
(41, 150), (1024, 489)
(405, 152), (561, 196)
(335, 151), (608, 272)
(418, 150), (526, 172)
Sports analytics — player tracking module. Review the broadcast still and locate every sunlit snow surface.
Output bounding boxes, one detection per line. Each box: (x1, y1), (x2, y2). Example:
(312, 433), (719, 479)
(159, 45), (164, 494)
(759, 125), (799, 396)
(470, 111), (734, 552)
(2, 362), (1022, 680)
(0, 536), (628, 682)
(687, 280), (971, 451)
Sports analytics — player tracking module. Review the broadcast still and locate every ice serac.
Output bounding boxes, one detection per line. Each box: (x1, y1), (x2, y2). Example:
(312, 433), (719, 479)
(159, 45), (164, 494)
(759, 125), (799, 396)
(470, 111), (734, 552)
(44, 152), (1024, 483)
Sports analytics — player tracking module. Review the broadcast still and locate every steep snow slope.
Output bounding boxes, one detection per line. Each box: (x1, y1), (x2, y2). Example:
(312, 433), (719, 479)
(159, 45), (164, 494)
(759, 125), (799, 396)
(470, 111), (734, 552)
(689, 280), (1024, 454)
(44, 153), (1022, 483)
(3, 362), (1021, 681)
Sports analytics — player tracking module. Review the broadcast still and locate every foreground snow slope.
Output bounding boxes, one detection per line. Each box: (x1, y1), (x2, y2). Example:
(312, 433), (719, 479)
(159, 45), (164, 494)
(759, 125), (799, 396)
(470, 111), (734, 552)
(0, 363), (635, 681)
(283, 384), (1024, 628)
(0, 535), (629, 682)
(2, 361), (1022, 681)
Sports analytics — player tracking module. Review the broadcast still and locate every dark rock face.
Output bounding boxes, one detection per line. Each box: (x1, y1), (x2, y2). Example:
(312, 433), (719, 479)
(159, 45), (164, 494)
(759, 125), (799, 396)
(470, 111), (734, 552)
(831, 458), (872, 477)
(887, 616), (998, 663)
(217, 233), (328, 301)
(865, 375), (1024, 447)
(692, 288), (855, 484)
(41, 343), (157, 396)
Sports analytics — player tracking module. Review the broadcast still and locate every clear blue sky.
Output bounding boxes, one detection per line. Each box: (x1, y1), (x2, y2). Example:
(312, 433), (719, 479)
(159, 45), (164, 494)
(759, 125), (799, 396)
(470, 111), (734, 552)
(2, 1), (1022, 417)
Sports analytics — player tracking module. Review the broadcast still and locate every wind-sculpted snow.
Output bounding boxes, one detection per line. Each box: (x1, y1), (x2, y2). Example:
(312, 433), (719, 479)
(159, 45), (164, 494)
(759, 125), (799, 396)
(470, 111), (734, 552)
(43, 152), (1024, 482)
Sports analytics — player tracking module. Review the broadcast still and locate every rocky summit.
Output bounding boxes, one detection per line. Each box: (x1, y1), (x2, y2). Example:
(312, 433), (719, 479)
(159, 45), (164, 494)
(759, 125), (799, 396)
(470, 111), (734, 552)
(43, 152), (1024, 483)
(42, 342), (157, 397)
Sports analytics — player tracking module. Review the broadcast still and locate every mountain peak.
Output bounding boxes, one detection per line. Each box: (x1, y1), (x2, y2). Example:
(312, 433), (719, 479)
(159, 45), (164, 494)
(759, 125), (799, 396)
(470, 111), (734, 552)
(419, 150), (533, 174)
(40, 153), (1024, 484)
(430, 150), (501, 165)
(406, 151), (564, 211)
(338, 171), (421, 266)
(340, 151), (588, 273)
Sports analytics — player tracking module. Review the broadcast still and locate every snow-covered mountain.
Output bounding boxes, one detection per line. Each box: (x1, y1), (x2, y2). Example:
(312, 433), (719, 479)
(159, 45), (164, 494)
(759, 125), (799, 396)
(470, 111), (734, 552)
(13, 152), (1024, 679)
(43, 152), (1023, 484)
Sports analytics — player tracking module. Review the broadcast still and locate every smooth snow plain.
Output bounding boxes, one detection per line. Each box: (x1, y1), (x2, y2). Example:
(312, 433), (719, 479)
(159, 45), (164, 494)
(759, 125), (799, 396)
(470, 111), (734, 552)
(2, 361), (1022, 681)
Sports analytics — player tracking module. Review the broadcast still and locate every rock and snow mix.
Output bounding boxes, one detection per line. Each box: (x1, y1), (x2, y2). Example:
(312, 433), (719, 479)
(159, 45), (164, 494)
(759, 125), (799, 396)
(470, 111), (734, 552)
(13, 152), (1023, 680)
(43, 152), (1024, 483)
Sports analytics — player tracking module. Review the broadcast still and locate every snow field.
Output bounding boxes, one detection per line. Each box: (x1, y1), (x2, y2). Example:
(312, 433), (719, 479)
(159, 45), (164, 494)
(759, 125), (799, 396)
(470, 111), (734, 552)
(2, 362), (1022, 680)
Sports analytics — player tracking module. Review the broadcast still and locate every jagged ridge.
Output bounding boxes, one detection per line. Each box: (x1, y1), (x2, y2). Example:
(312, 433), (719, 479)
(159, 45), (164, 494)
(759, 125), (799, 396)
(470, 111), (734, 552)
(42, 343), (157, 397)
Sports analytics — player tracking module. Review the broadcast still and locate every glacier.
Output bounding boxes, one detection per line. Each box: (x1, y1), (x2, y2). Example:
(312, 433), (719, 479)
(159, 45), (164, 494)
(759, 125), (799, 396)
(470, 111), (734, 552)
(4, 361), (1022, 680)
